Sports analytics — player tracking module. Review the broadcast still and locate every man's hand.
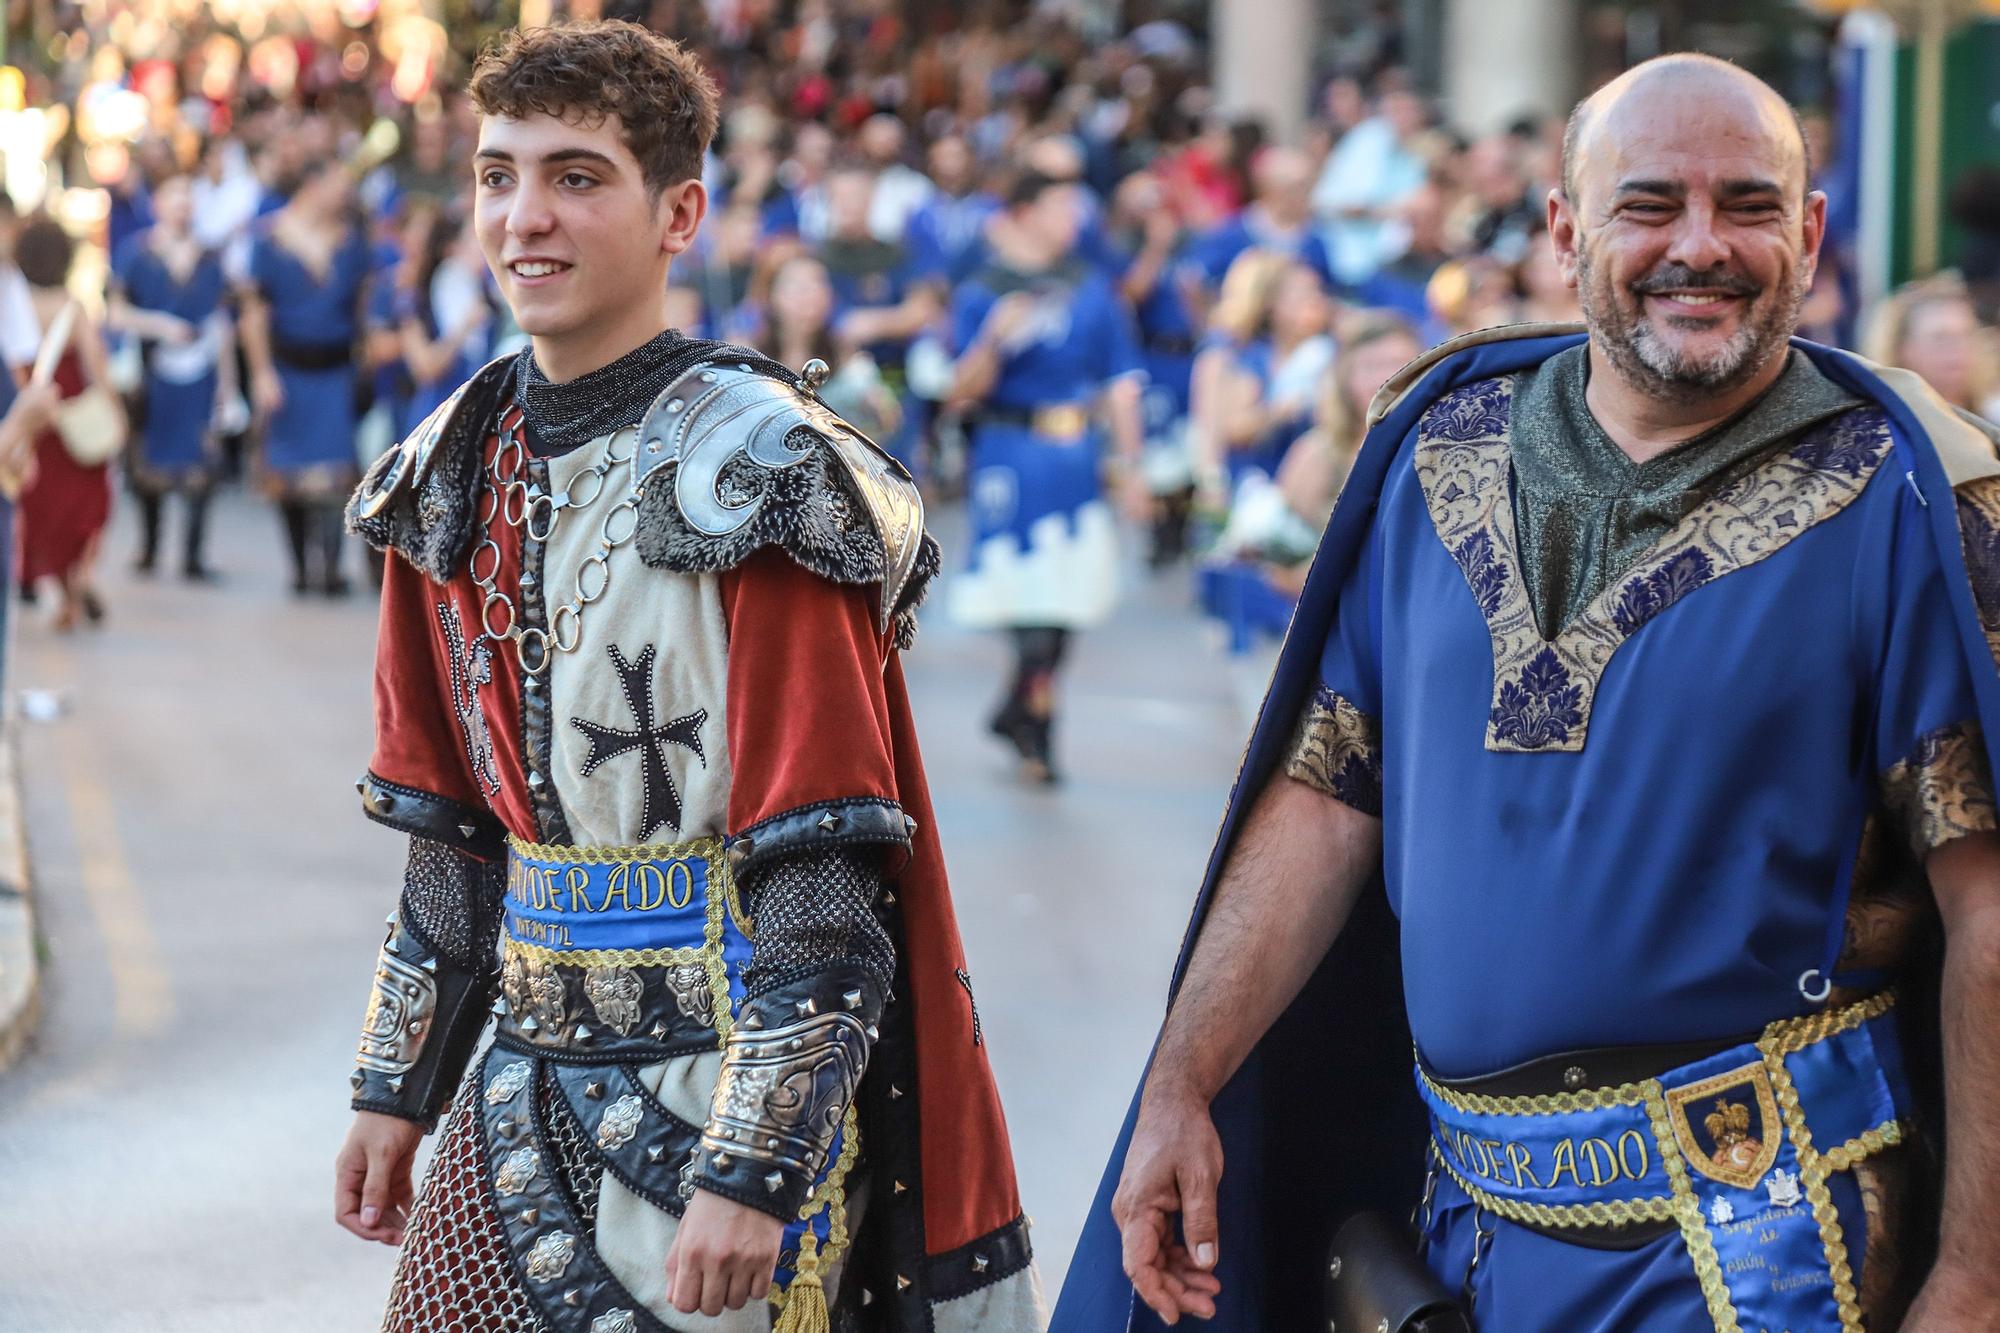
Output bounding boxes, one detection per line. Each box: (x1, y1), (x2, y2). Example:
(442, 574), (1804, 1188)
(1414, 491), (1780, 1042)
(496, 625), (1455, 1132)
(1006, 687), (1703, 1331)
(665, 1188), (786, 1317)
(1112, 1080), (1225, 1325)
(334, 1110), (424, 1246)
(250, 369), (284, 420)
(1902, 1260), (2000, 1331)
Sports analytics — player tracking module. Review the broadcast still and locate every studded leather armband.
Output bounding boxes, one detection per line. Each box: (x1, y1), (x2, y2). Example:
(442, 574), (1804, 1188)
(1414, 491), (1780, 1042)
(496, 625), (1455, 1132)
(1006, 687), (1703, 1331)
(349, 910), (498, 1129)
(693, 971), (881, 1219)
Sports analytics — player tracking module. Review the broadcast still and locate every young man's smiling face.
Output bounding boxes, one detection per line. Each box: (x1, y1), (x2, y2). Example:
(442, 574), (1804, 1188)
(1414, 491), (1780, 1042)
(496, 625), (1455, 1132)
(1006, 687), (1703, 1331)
(474, 108), (703, 375)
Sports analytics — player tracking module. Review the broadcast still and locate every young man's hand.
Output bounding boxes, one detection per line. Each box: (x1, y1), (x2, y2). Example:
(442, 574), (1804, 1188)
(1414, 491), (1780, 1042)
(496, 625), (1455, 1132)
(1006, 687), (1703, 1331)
(334, 1110), (424, 1246)
(665, 1188), (787, 1316)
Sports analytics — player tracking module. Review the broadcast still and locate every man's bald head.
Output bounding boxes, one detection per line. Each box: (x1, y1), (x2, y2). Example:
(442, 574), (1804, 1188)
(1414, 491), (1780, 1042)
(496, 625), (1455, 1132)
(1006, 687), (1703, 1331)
(1560, 55), (1810, 211)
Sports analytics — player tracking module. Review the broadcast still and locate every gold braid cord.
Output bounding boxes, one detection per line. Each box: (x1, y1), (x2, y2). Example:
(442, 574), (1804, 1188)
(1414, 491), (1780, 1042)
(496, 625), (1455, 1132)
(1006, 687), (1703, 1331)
(768, 1105), (863, 1322)
(1758, 1039), (1867, 1333)
(1420, 1064), (1652, 1118)
(1432, 1152), (1677, 1229)
(1647, 1080), (1742, 1333)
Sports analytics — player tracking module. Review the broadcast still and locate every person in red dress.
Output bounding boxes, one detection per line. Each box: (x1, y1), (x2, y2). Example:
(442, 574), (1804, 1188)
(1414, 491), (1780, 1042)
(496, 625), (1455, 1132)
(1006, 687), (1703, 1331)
(14, 217), (118, 631)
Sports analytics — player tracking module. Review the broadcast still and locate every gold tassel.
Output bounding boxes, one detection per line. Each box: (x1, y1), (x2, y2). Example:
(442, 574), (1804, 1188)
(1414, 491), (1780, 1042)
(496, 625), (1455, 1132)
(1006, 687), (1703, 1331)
(773, 1232), (831, 1333)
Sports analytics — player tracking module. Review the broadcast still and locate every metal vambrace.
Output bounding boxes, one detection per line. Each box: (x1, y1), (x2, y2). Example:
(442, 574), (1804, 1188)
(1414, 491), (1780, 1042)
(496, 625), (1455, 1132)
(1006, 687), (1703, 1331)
(349, 909), (498, 1129)
(693, 969), (883, 1219)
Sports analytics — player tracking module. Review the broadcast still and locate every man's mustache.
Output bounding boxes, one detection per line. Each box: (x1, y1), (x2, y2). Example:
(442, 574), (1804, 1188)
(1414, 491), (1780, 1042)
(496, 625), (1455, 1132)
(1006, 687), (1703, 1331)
(1630, 265), (1761, 297)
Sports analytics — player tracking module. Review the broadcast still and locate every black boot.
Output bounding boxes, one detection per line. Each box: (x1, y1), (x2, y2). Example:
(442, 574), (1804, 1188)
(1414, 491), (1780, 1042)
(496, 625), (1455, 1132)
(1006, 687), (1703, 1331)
(316, 502), (350, 596)
(134, 491), (163, 573)
(182, 491), (215, 581)
(280, 500), (311, 594)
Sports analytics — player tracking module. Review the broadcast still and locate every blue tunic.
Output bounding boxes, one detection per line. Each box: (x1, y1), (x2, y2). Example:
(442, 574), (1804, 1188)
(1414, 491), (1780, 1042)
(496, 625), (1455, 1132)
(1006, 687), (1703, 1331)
(114, 235), (228, 480)
(947, 263), (1144, 629)
(250, 224), (369, 478)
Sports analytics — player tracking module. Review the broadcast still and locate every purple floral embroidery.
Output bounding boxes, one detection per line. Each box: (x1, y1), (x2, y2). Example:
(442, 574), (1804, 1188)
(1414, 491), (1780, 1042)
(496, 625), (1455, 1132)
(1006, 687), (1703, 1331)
(1454, 530), (1510, 618)
(1423, 380), (1511, 442)
(1789, 411), (1888, 479)
(1957, 489), (2000, 632)
(1492, 647), (1585, 748)
(1610, 547), (1716, 635)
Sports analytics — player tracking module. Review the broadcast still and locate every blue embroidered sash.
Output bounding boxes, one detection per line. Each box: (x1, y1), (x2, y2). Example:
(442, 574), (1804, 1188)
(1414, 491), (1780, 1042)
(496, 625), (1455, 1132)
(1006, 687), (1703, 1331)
(1419, 994), (1908, 1331)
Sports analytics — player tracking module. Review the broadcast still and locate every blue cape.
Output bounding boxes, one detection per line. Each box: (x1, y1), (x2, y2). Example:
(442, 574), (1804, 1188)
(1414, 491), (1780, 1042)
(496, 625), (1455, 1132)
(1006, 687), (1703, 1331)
(1052, 326), (2000, 1332)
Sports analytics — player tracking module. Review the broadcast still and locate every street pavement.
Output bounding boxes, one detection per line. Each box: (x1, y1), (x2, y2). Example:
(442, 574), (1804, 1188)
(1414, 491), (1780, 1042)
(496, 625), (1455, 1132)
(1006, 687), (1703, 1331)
(0, 489), (1259, 1331)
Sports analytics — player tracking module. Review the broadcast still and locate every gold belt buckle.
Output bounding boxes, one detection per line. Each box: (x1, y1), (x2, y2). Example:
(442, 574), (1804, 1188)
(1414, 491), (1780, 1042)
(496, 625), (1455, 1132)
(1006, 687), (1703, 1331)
(1033, 404), (1088, 440)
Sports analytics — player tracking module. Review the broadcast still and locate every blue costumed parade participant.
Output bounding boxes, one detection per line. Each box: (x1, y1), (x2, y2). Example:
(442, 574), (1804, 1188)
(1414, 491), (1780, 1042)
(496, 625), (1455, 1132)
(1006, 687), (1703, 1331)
(240, 156), (373, 596)
(946, 170), (1147, 783)
(1056, 55), (2000, 1333)
(109, 173), (233, 581)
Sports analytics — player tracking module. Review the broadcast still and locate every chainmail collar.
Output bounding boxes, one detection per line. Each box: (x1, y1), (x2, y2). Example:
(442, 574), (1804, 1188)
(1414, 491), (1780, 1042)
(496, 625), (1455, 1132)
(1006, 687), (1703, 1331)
(512, 327), (690, 456)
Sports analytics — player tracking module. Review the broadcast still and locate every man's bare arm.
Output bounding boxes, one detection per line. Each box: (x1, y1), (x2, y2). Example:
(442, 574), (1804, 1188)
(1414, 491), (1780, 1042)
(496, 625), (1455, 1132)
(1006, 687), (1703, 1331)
(1112, 772), (1381, 1324)
(1905, 830), (2000, 1328)
(1151, 774), (1382, 1103)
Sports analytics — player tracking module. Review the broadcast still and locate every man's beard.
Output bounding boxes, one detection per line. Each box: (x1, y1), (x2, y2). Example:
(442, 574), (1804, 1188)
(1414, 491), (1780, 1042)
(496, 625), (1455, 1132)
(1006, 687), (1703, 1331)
(1578, 250), (1807, 404)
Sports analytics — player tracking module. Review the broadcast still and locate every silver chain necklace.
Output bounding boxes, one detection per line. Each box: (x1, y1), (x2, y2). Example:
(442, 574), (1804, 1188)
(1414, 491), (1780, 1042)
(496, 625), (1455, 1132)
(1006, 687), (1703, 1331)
(468, 408), (643, 676)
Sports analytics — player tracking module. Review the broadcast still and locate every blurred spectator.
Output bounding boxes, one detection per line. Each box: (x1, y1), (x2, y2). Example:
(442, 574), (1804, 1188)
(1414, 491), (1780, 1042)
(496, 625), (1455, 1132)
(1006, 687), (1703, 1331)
(764, 252), (900, 444)
(1949, 166), (2000, 326)
(1191, 252), (1334, 498)
(1312, 86), (1429, 285)
(858, 114), (936, 243)
(0, 197), (42, 373)
(1458, 134), (1539, 265)
(1515, 231), (1582, 325)
(1109, 168), (1201, 565)
(108, 173), (234, 581)
(904, 133), (1000, 288)
(1863, 273), (2000, 423)
(238, 159), (371, 597)
(1184, 146), (1334, 299)
(392, 208), (496, 438)
(16, 217), (121, 630)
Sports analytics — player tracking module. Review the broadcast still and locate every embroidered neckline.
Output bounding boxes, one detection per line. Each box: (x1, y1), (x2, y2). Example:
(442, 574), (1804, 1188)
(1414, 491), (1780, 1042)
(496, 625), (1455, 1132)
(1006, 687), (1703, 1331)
(1415, 377), (1894, 753)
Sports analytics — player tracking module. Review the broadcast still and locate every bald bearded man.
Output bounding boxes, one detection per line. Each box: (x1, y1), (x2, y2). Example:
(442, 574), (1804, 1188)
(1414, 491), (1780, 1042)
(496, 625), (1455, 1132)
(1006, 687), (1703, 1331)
(1055, 54), (2000, 1333)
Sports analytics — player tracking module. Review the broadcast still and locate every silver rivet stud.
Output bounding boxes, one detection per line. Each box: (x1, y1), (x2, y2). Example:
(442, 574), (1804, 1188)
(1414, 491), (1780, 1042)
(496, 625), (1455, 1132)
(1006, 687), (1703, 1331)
(742, 1012), (764, 1030)
(519, 1206), (539, 1225)
(585, 1081), (605, 1100)
(1328, 1256), (1342, 1279)
(386, 1074), (405, 1093)
(843, 989), (863, 1010)
(647, 1144), (665, 1163)
(667, 399), (684, 413)
(889, 1084), (904, 1099)
(764, 1171), (784, 1193)
(564, 1288), (583, 1307)
(713, 1152), (732, 1170)
(972, 1254), (989, 1274)
(1562, 1066), (1588, 1091)
(896, 1275), (911, 1292)
(520, 1015), (540, 1033)
(649, 1021), (669, 1040)
(575, 1024), (593, 1045)
(701, 370), (718, 383)
(893, 1179), (907, 1195)
(349, 1069), (365, 1090)
(817, 811), (841, 833)
(458, 822), (477, 839)
(796, 997), (818, 1018)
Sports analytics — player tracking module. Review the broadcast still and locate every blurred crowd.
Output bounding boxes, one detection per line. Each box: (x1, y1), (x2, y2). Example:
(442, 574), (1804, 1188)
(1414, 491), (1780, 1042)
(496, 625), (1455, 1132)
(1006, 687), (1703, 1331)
(3, 0), (1998, 658)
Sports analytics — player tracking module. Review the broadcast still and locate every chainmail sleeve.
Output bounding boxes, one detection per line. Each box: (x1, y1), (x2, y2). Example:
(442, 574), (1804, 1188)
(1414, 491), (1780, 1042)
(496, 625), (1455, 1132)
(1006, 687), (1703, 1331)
(739, 846), (894, 1000)
(349, 837), (508, 1128)
(693, 845), (895, 1219)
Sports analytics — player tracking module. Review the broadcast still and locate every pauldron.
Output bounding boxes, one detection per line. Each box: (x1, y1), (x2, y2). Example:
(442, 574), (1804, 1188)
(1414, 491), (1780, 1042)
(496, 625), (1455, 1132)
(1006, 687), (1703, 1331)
(626, 358), (939, 645)
(695, 970), (882, 1219)
(350, 909), (499, 1127)
(346, 354), (516, 583)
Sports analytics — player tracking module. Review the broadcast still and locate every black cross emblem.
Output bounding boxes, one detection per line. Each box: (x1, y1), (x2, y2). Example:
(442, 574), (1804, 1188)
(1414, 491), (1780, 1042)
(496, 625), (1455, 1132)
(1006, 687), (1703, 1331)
(571, 643), (707, 840)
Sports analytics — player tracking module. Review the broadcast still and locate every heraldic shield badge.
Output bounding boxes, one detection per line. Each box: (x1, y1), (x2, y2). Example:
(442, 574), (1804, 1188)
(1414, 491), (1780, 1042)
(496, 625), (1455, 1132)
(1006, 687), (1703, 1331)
(1663, 1061), (1783, 1191)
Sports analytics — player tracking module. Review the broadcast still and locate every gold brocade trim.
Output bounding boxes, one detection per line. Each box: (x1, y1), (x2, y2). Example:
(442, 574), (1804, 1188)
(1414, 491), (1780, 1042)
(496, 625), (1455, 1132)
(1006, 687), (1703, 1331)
(1418, 1064), (1651, 1117)
(1955, 476), (2000, 671)
(1649, 1080), (1742, 1333)
(502, 835), (740, 1042)
(767, 1104), (863, 1316)
(1431, 1150), (1677, 1227)
(1284, 688), (1383, 815)
(1758, 1040), (1866, 1333)
(1880, 721), (2000, 860)
(1415, 383), (1892, 753)
(1821, 1119), (1904, 1174)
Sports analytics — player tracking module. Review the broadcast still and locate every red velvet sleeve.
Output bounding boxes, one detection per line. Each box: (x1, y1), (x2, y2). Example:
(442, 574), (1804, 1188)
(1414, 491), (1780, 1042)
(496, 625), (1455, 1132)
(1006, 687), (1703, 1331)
(717, 549), (901, 829)
(370, 550), (486, 813)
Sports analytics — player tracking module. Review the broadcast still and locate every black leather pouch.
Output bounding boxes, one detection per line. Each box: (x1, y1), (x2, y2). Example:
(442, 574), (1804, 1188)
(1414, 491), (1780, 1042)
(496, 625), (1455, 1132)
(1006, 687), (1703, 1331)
(1324, 1211), (1471, 1333)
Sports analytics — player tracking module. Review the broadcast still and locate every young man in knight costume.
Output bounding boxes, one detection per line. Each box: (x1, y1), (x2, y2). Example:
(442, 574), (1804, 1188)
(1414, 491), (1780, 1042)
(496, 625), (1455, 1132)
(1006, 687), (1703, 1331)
(1057, 56), (2000, 1333)
(332, 23), (1043, 1333)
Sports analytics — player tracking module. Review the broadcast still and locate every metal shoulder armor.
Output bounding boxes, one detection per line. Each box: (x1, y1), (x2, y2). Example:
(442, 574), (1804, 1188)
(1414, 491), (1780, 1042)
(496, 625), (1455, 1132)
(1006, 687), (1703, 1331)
(627, 357), (937, 641)
(347, 354), (516, 582)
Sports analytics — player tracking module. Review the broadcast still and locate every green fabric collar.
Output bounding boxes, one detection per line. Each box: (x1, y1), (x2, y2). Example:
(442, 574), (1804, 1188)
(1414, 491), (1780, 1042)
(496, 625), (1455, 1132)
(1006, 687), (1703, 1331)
(1507, 346), (1863, 635)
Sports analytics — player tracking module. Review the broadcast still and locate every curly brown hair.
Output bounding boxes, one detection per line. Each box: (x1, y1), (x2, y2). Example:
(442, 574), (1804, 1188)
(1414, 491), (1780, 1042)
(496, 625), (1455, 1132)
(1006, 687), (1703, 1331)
(469, 21), (719, 198)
